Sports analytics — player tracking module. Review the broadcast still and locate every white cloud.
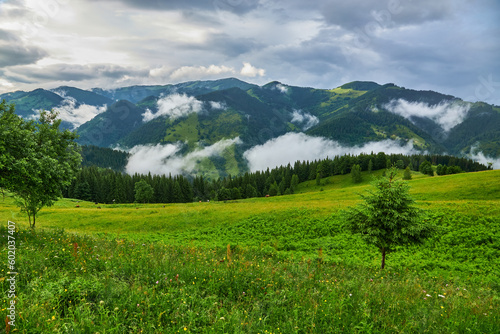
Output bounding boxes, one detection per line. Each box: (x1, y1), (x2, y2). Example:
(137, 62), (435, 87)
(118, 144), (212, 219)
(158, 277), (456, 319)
(32, 93), (107, 128)
(467, 145), (500, 170)
(209, 101), (226, 110)
(384, 99), (471, 132)
(142, 93), (203, 122)
(276, 83), (288, 93)
(243, 132), (419, 172)
(168, 65), (236, 82)
(125, 137), (242, 176)
(290, 109), (319, 130)
(469, 151), (500, 170)
(240, 62), (265, 77)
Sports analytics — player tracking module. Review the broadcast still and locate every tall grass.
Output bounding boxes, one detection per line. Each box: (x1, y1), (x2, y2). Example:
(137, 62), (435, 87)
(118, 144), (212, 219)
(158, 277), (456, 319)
(1, 227), (498, 333)
(1, 169), (499, 332)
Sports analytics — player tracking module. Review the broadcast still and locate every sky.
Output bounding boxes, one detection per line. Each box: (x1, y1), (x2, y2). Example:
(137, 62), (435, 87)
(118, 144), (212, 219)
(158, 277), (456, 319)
(0, 0), (499, 105)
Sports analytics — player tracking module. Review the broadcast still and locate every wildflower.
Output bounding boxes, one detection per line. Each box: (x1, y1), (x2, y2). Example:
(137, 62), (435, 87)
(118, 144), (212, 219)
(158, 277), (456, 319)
(156, 281), (159, 284)
(438, 294), (445, 298)
(426, 294), (431, 297)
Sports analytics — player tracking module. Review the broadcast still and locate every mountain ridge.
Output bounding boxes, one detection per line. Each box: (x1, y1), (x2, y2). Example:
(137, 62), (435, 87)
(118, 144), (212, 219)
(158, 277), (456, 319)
(1, 78), (499, 178)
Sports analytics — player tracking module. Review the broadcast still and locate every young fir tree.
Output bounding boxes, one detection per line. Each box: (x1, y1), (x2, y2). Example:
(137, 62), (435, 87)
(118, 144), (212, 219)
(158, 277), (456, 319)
(403, 166), (412, 180)
(351, 164), (362, 183)
(290, 174), (299, 193)
(343, 168), (436, 269)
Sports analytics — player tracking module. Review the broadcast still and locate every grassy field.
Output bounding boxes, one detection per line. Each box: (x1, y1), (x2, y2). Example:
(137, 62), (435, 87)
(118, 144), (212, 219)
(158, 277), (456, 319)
(1, 169), (499, 332)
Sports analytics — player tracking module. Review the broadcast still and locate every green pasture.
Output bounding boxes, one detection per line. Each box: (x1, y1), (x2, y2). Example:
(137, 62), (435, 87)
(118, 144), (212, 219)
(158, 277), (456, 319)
(1, 169), (499, 332)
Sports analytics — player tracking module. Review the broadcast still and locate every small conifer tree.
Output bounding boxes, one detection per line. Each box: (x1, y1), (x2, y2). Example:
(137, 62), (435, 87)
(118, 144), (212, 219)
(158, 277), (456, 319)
(344, 168), (436, 269)
(403, 166), (412, 180)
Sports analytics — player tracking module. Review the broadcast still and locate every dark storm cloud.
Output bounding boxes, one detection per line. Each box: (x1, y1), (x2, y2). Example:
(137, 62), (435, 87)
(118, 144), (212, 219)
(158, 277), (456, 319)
(319, 0), (454, 30)
(274, 28), (348, 67)
(185, 33), (264, 57)
(88, 0), (260, 14)
(4, 64), (149, 83)
(0, 29), (47, 67)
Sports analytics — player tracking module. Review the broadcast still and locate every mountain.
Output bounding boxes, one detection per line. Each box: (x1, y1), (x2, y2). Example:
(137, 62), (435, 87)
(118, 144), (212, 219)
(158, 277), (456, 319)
(51, 86), (114, 106)
(76, 100), (146, 147)
(91, 77), (257, 103)
(3, 78), (499, 178)
(0, 88), (64, 118)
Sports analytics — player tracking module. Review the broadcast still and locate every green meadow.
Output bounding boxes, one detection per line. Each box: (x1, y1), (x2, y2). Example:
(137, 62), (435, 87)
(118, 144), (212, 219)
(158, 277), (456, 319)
(1, 169), (499, 333)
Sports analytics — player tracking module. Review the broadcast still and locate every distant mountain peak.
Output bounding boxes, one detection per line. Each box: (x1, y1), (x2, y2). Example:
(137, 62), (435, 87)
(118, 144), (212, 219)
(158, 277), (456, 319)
(339, 81), (381, 91)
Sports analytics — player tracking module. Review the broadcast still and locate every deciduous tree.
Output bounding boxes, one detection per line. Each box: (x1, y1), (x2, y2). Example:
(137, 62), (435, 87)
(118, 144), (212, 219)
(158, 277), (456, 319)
(134, 180), (154, 203)
(1, 104), (81, 228)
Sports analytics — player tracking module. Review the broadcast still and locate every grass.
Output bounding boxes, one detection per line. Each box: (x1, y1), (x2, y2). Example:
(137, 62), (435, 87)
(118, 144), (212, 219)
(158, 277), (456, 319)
(1, 227), (498, 333)
(1, 169), (500, 332)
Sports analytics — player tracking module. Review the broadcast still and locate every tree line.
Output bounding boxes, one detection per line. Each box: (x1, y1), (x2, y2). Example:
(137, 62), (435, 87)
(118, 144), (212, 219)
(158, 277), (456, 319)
(64, 152), (490, 204)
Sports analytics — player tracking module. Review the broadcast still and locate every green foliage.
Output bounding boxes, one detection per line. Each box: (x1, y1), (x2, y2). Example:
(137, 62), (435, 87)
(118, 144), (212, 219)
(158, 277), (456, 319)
(351, 164), (362, 183)
(80, 145), (129, 171)
(0, 103), (81, 227)
(403, 166), (412, 180)
(134, 180), (154, 203)
(437, 164), (463, 176)
(419, 161), (434, 176)
(0, 88), (63, 118)
(315, 172), (321, 186)
(368, 159), (373, 174)
(268, 181), (279, 196)
(344, 168), (437, 269)
(76, 100), (145, 147)
(1, 215), (499, 333)
(69, 153), (490, 205)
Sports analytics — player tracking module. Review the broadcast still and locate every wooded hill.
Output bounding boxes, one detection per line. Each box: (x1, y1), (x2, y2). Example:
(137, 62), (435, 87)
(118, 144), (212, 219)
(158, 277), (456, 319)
(2, 78), (499, 178)
(64, 153), (490, 204)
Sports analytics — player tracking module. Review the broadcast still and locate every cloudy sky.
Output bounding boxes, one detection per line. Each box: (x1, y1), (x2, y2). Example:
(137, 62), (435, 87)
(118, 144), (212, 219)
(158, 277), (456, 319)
(0, 0), (499, 104)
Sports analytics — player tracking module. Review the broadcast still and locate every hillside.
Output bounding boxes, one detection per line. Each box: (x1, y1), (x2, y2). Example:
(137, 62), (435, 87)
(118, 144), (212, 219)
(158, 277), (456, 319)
(2, 169), (499, 332)
(0, 88), (63, 118)
(4, 169), (499, 235)
(2, 78), (500, 178)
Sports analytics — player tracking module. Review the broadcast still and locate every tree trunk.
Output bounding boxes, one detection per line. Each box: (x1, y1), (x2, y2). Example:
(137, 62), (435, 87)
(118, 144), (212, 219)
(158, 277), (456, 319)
(27, 211), (32, 228)
(32, 214), (36, 229)
(381, 248), (386, 269)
